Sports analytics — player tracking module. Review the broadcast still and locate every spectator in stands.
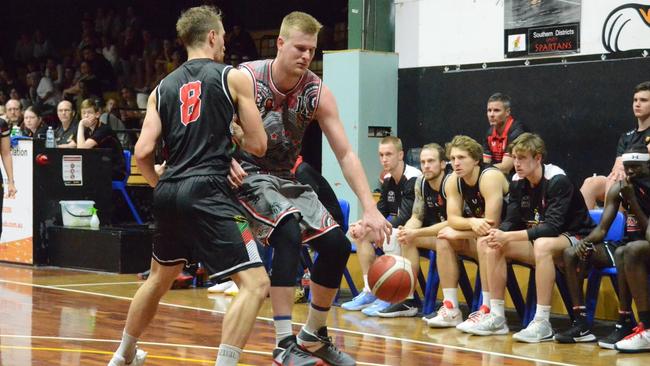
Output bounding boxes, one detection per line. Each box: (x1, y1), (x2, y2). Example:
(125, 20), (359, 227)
(34, 71), (61, 113)
(226, 25), (258, 62)
(44, 58), (64, 90)
(63, 61), (101, 100)
(20, 106), (47, 138)
(483, 93), (527, 175)
(556, 144), (649, 348)
(0, 70), (20, 95)
(99, 98), (129, 149)
(76, 98), (125, 180)
(118, 86), (143, 129)
(55, 100), (78, 148)
(9, 89), (29, 112)
(581, 81), (650, 208)
(32, 30), (53, 61)
(81, 45), (116, 91)
(482, 133), (593, 343)
(4, 99), (23, 128)
(101, 35), (119, 69)
(342, 136), (421, 317)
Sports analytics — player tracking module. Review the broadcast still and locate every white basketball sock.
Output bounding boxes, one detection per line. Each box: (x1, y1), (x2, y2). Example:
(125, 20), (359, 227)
(482, 291), (491, 307)
(363, 274), (370, 293)
(442, 288), (459, 308)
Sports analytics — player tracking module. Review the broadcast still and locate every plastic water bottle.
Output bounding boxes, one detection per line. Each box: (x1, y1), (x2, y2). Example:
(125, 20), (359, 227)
(10, 125), (21, 137)
(90, 208), (100, 229)
(45, 126), (55, 148)
(194, 263), (206, 288)
(301, 268), (311, 299)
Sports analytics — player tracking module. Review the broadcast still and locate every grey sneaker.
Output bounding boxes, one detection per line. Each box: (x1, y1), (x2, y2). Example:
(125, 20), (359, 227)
(513, 319), (554, 343)
(297, 327), (356, 366)
(464, 312), (509, 336)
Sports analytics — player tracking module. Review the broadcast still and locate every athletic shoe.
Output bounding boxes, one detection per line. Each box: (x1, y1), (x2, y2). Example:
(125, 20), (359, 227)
(297, 327), (356, 366)
(341, 291), (377, 311)
(513, 319), (553, 343)
(207, 280), (235, 293)
(598, 321), (636, 349)
(224, 282), (239, 296)
(361, 299), (391, 316)
(108, 348), (147, 366)
(615, 323), (650, 353)
(422, 311), (436, 322)
(273, 335), (326, 366)
(377, 299), (419, 318)
(426, 300), (462, 328)
(554, 319), (596, 343)
(465, 312), (509, 336)
(170, 272), (193, 289)
(456, 305), (490, 333)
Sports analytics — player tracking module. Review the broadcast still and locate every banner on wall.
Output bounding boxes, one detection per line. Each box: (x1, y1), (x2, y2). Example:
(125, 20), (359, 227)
(504, 0), (582, 58)
(0, 139), (33, 264)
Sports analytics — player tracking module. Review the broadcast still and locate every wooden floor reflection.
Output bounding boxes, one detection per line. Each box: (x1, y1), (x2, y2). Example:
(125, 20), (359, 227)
(1, 263), (648, 365)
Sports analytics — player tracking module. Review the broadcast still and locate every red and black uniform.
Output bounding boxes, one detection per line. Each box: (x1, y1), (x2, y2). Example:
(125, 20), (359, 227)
(483, 116), (527, 164)
(458, 163), (502, 218)
(500, 164), (595, 240)
(154, 58), (261, 281)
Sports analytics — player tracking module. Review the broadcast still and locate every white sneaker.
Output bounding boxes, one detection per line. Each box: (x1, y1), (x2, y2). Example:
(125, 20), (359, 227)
(108, 348), (147, 366)
(615, 323), (650, 353)
(426, 300), (462, 328)
(465, 312), (509, 336)
(207, 280), (235, 293)
(513, 319), (554, 343)
(456, 305), (490, 333)
(224, 282), (239, 296)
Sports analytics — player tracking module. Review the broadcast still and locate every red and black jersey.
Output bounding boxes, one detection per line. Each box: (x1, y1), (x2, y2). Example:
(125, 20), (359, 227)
(621, 177), (650, 239)
(483, 116), (527, 163)
(156, 58), (235, 181)
(458, 163), (502, 218)
(420, 170), (452, 227)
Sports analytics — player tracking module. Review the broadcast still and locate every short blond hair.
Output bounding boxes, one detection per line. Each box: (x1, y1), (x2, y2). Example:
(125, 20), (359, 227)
(510, 132), (546, 159)
(176, 6), (223, 48)
(80, 98), (100, 112)
(379, 136), (403, 152)
(422, 143), (445, 161)
(279, 11), (322, 38)
(446, 135), (483, 162)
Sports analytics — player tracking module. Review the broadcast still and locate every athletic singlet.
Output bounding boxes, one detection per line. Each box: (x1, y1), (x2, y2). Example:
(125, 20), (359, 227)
(421, 172), (451, 227)
(457, 164), (501, 218)
(156, 58), (235, 181)
(237, 59), (322, 179)
(621, 177), (650, 238)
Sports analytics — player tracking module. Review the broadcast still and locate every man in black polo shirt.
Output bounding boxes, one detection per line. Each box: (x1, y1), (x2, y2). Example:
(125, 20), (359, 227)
(341, 136), (421, 317)
(483, 92), (527, 175)
(55, 100), (78, 148)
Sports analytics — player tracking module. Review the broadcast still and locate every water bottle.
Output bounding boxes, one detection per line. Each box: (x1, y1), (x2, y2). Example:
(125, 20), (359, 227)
(45, 126), (55, 148)
(10, 125), (21, 137)
(90, 208), (100, 229)
(301, 268), (311, 300)
(195, 263), (206, 288)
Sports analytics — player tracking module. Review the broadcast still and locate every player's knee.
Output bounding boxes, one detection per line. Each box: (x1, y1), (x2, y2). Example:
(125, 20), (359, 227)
(623, 241), (646, 263)
(615, 244), (627, 264)
(310, 229), (351, 288)
(269, 216), (302, 287)
(562, 245), (578, 264)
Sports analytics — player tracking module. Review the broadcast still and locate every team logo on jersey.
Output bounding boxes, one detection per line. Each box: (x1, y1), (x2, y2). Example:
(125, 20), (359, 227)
(264, 98), (274, 111)
(296, 82), (320, 122)
(387, 191), (396, 202)
(521, 195), (530, 208)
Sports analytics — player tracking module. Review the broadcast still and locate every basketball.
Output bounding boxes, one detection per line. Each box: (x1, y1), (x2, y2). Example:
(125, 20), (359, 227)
(367, 254), (415, 303)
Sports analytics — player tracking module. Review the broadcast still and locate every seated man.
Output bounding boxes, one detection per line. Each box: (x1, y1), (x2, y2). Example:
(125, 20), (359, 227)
(55, 100), (78, 148)
(341, 136), (421, 317)
(556, 144), (650, 348)
(428, 135), (508, 331)
(394, 143), (451, 320)
(484, 133), (594, 342)
(483, 93), (527, 175)
(76, 98), (125, 181)
(580, 81), (650, 208)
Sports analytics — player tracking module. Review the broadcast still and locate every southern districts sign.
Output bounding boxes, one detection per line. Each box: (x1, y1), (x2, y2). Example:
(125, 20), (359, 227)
(505, 23), (580, 58)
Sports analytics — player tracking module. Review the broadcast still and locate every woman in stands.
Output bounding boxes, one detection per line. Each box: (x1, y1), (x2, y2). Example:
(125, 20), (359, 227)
(21, 106), (48, 138)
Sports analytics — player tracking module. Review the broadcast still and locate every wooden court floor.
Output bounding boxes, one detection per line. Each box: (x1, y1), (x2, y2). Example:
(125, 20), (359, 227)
(1, 263), (648, 365)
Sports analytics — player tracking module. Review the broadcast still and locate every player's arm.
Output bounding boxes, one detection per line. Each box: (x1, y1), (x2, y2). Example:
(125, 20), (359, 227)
(488, 181), (528, 246)
(620, 179), (648, 231)
(583, 182), (623, 243)
(134, 89), (163, 188)
(444, 172), (473, 230)
(480, 169), (507, 229)
(403, 176), (425, 230)
(76, 121), (98, 149)
(227, 68), (267, 157)
(0, 133), (16, 198)
(316, 84), (391, 243)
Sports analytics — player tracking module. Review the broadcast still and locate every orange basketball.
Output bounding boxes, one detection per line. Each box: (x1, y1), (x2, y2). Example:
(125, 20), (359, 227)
(367, 254), (415, 303)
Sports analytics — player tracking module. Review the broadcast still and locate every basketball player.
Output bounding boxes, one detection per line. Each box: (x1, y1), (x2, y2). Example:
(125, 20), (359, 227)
(483, 133), (594, 342)
(580, 81), (650, 209)
(108, 7), (269, 366)
(341, 136), (421, 317)
(557, 145), (650, 349)
(426, 135), (508, 332)
(0, 115), (16, 241)
(394, 143), (451, 320)
(483, 93), (527, 175)
(230, 11), (390, 366)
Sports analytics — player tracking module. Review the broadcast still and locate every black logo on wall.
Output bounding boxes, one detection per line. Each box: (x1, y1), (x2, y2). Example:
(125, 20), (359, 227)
(602, 4), (650, 52)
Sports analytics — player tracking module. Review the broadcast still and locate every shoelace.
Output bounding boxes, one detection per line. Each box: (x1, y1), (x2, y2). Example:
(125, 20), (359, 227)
(317, 335), (343, 356)
(623, 323), (646, 340)
(467, 308), (488, 323)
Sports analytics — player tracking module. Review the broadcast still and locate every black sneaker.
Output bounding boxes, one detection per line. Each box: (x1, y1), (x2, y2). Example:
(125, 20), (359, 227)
(598, 321), (636, 349)
(297, 327), (356, 366)
(554, 320), (596, 343)
(377, 299), (419, 318)
(273, 335), (327, 366)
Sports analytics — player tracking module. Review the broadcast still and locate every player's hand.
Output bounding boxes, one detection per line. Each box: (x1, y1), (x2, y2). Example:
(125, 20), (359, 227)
(607, 168), (626, 182)
(620, 178), (635, 200)
(360, 207), (392, 246)
(7, 182), (16, 198)
(437, 226), (460, 240)
(230, 118), (244, 144)
(470, 218), (494, 236)
(348, 220), (365, 240)
(397, 226), (416, 246)
(154, 161), (167, 177)
(486, 228), (506, 248)
(576, 240), (595, 261)
(228, 158), (247, 189)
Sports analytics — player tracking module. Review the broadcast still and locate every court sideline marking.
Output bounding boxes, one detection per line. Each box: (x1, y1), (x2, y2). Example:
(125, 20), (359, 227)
(0, 278), (576, 366)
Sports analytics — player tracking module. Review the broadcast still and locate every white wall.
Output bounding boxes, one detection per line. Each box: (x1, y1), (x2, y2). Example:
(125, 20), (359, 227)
(395, 0), (650, 68)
